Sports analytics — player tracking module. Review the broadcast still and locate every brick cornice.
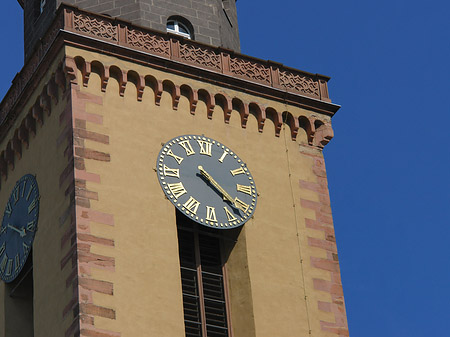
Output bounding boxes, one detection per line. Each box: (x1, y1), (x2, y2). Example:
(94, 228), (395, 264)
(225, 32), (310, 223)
(0, 4), (339, 142)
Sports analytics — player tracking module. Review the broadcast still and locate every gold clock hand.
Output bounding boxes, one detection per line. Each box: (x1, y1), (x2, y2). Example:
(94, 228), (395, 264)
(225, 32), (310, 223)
(198, 166), (235, 204)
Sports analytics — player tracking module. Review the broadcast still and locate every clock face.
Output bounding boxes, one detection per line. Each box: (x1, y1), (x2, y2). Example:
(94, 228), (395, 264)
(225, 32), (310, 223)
(157, 135), (257, 229)
(0, 174), (40, 283)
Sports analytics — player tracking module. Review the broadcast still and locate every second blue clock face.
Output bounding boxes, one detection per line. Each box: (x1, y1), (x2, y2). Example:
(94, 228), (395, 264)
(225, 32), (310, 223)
(157, 135), (257, 229)
(0, 174), (39, 283)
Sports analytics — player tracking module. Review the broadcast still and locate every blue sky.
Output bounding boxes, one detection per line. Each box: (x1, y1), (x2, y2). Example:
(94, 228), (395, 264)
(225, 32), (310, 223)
(1, 1), (449, 335)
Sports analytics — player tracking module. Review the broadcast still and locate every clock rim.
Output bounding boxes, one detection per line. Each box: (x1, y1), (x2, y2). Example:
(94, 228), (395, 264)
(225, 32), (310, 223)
(0, 174), (39, 283)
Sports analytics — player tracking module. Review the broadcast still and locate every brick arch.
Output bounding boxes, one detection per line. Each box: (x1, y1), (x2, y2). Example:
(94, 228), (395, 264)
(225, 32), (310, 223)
(161, 79), (180, 110)
(282, 111), (299, 140)
(108, 65), (127, 97)
(127, 70), (145, 101)
(214, 93), (232, 123)
(180, 84), (198, 114)
(248, 102), (265, 133)
(197, 89), (215, 119)
(231, 97), (248, 128)
(144, 75), (163, 106)
(299, 115), (313, 145)
(265, 107), (282, 137)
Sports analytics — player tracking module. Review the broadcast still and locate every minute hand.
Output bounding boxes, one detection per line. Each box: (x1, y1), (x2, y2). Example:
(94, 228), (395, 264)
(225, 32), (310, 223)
(198, 166), (235, 204)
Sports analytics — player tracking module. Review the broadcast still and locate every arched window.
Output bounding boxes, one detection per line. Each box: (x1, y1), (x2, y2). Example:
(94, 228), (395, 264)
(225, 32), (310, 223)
(166, 17), (193, 39)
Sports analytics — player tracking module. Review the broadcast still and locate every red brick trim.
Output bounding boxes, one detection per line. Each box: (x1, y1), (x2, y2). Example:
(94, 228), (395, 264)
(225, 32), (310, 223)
(58, 65), (120, 337)
(299, 153), (349, 337)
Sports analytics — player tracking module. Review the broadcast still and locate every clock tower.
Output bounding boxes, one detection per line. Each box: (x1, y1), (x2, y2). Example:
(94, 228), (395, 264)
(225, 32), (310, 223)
(1, 1), (349, 337)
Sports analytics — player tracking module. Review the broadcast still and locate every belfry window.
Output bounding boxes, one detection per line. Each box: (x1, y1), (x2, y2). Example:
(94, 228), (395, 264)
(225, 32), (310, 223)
(177, 212), (231, 337)
(167, 18), (192, 39)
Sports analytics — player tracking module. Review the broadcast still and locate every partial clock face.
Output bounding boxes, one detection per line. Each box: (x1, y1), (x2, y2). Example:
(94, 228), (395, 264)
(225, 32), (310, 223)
(157, 135), (257, 229)
(0, 174), (39, 283)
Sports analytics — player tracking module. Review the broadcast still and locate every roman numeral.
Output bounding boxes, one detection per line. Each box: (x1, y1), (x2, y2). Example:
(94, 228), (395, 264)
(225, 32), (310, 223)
(163, 165), (180, 178)
(23, 242), (30, 256)
(26, 185), (34, 201)
(218, 150), (228, 163)
(27, 220), (36, 232)
(166, 149), (184, 165)
(0, 254), (8, 274)
(15, 254), (20, 273)
(236, 184), (252, 195)
(206, 206), (217, 222)
(0, 243), (5, 257)
(0, 226), (6, 235)
(168, 182), (187, 199)
(21, 181), (26, 197)
(13, 186), (20, 204)
(178, 140), (195, 156)
(5, 259), (12, 276)
(28, 197), (39, 214)
(230, 167), (245, 176)
(234, 198), (250, 213)
(5, 202), (12, 216)
(183, 196), (200, 215)
(197, 140), (212, 156)
(224, 206), (237, 222)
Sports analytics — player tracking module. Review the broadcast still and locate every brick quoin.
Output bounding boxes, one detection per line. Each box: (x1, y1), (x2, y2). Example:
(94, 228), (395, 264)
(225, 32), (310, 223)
(299, 150), (349, 336)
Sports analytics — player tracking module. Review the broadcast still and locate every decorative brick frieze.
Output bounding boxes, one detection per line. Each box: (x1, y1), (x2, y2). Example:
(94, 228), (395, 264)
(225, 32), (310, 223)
(299, 153), (349, 337)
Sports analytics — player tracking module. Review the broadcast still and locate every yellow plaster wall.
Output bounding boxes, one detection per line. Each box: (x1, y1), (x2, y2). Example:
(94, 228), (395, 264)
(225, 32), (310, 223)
(68, 46), (336, 337)
(0, 52), (75, 337)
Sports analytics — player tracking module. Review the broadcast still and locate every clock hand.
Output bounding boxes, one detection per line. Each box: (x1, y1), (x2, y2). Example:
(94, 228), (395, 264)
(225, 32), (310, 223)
(198, 166), (235, 204)
(7, 224), (26, 237)
(198, 166), (248, 213)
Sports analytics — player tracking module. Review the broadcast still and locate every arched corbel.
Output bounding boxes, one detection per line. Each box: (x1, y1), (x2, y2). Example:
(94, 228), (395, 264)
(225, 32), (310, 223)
(32, 101), (44, 126)
(299, 116), (314, 145)
(172, 85), (181, 110)
(91, 61), (109, 92)
(240, 103), (249, 129)
(5, 142), (14, 170)
(274, 111), (283, 137)
(283, 112), (299, 140)
(249, 103), (265, 133)
(110, 66), (127, 97)
(136, 75), (145, 101)
(82, 61), (91, 87)
(190, 89), (198, 115)
(313, 121), (334, 148)
(18, 122), (29, 149)
(119, 69), (128, 97)
(155, 80), (163, 106)
(64, 56), (78, 85)
(40, 90), (51, 116)
(12, 131), (22, 160)
(0, 152), (7, 179)
(25, 113), (36, 136)
(47, 76), (59, 103)
(101, 65), (110, 92)
(55, 64), (66, 91)
(198, 89), (215, 119)
(218, 94), (232, 124)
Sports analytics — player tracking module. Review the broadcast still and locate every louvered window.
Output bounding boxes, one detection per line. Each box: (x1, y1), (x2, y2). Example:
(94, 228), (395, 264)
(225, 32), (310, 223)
(177, 215), (231, 337)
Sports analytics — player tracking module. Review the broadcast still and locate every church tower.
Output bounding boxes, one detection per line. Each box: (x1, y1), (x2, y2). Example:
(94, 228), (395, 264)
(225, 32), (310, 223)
(1, 1), (348, 337)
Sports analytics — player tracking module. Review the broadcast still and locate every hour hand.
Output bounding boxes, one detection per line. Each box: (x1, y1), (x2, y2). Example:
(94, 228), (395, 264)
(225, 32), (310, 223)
(7, 224), (26, 237)
(198, 166), (235, 204)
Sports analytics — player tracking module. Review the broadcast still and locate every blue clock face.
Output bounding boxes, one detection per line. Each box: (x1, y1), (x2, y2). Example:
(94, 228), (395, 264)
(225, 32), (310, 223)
(0, 174), (39, 283)
(157, 135), (257, 229)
